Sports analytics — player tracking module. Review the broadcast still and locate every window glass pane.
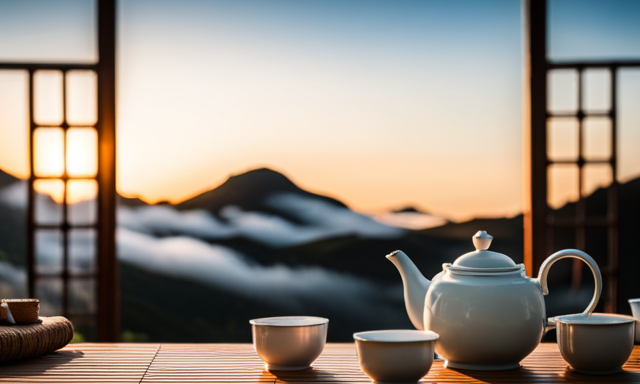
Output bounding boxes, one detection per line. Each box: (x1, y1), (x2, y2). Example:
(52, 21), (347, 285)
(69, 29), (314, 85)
(583, 164), (612, 198)
(36, 279), (63, 317)
(618, 69), (640, 182)
(66, 71), (97, 126)
(69, 279), (96, 314)
(66, 128), (98, 178)
(34, 70), (63, 126)
(68, 180), (98, 224)
(584, 227), (608, 268)
(583, 117), (611, 160)
(34, 180), (63, 225)
(35, 229), (62, 275)
(34, 128), (64, 178)
(548, 164), (579, 209)
(547, 118), (578, 161)
(548, 69), (578, 113)
(552, 227), (576, 255)
(583, 69), (611, 112)
(69, 229), (96, 274)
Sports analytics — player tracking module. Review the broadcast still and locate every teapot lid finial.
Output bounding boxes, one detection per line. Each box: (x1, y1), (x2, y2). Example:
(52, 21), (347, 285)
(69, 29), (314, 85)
(451, 230), (517, 269)
(473, 230), (493, 250)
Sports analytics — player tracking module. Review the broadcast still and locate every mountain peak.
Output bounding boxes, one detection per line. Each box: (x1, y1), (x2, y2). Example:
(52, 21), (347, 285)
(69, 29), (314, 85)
(394, 206), (426, 214)
(177, 167), (346, 214)
(226, 168), (297, 191)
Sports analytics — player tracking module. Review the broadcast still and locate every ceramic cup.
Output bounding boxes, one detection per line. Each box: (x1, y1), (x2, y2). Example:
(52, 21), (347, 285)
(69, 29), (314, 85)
(1, 299), (40, 324)
(628, 299), (640, 343)
(250, 316), (328, 371)
(553, 313), (635, 374)
(354, 330), (439, 384)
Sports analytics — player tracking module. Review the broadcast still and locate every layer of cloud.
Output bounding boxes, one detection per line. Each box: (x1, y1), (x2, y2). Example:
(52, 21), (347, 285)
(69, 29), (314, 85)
(117, 227), (400, 316)
(119, 205), (235, 238)
(0, 226), (402, 320)
(372, 211), (447, 230)
(0, 184), (405, 320)
(0, 181), (26, 210)
(119, 192), (405, 248)
(265, 193), (406, 239)
(1, 182), (407, 248)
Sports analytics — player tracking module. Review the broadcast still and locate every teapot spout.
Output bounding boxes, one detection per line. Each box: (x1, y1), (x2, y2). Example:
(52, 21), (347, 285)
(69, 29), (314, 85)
(386, 250), (431, 330)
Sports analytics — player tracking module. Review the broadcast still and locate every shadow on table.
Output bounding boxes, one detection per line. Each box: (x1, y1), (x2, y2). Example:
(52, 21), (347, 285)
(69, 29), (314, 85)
(267, 367), (343, 382)
(448, 365), (640, 383)
(447, 366), (558, 384)
(563, 367), (640, 382)
(0, 350), (84, 378)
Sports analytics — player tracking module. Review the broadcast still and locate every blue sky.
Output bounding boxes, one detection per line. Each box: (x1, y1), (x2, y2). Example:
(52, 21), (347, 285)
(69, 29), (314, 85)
(549, 0), (640, 60)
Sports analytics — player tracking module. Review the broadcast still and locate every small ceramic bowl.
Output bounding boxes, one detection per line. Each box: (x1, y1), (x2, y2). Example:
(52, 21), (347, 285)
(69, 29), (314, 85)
(554, 313), (635, 374)
(2, 299), (40, 324)
(354, 330), (439, 384)
(250, 316), (328, 371)
(628, 299), (640, 343)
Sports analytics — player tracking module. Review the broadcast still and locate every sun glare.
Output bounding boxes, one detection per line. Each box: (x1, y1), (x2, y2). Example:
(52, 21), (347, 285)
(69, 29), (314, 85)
(67, 128), (97, 177)
(34, 128), (64, 177)
(67, 179), (98, 204)
(33, 127), (98, 204)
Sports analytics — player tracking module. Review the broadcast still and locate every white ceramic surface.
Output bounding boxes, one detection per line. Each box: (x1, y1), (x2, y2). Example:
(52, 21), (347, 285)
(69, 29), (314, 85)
(628, 299), (640, 343)
(354, 330), (438, 384)
(387, 230), (603, 371)
(554, 313), (635, 374)
(250, 316), (328, 371)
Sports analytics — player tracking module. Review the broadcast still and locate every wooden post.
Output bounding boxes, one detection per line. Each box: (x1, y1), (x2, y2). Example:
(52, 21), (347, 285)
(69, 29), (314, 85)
(522, 0), (548, 277)
(97, 0), (119, 342)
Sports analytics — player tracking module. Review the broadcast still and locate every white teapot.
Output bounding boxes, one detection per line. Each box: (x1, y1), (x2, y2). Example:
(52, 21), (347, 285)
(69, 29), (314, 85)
(387, 230), (602, 371)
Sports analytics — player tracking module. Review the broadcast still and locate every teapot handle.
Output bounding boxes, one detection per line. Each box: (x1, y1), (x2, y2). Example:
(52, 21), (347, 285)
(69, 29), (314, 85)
(536, 249), (602, 331)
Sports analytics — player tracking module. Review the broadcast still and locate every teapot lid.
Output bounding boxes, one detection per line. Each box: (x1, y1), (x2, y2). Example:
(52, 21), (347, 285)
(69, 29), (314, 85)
(452, 230), (517, 268)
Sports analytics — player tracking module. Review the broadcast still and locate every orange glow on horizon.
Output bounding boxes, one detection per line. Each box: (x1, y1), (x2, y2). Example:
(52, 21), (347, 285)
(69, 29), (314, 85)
(34, 179), (97, 205)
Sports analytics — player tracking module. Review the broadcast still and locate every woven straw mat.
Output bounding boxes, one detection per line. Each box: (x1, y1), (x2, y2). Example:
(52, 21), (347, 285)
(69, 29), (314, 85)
(0, 316), (74, 363)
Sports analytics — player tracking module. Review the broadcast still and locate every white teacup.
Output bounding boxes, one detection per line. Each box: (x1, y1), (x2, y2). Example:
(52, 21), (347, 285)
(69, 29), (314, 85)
(354, 330), (439, 383)
(250, 316), (328, 371)
(553, 313), (635, 374)
(628, 298), (640, 343)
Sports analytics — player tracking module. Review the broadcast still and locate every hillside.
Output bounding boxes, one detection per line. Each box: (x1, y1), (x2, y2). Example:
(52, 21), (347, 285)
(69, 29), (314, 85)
(0, 169), (16, 189)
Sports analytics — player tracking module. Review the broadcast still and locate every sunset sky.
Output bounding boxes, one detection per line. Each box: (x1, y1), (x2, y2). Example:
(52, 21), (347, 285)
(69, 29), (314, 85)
(0, 0), (639, 221)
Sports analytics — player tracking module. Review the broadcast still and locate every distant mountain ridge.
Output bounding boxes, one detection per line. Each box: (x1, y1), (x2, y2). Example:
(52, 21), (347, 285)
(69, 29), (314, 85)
(0, 169), (18, 189)
(176, 168), (347, 220)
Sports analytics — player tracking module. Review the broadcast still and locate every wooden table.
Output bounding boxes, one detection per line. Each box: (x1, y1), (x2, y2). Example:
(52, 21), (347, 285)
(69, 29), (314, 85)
(1, 343), (640, 383)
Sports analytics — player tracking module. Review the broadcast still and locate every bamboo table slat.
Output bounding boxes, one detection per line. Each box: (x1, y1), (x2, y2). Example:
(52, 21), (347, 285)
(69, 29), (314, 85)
(2, 343), (640, 383)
